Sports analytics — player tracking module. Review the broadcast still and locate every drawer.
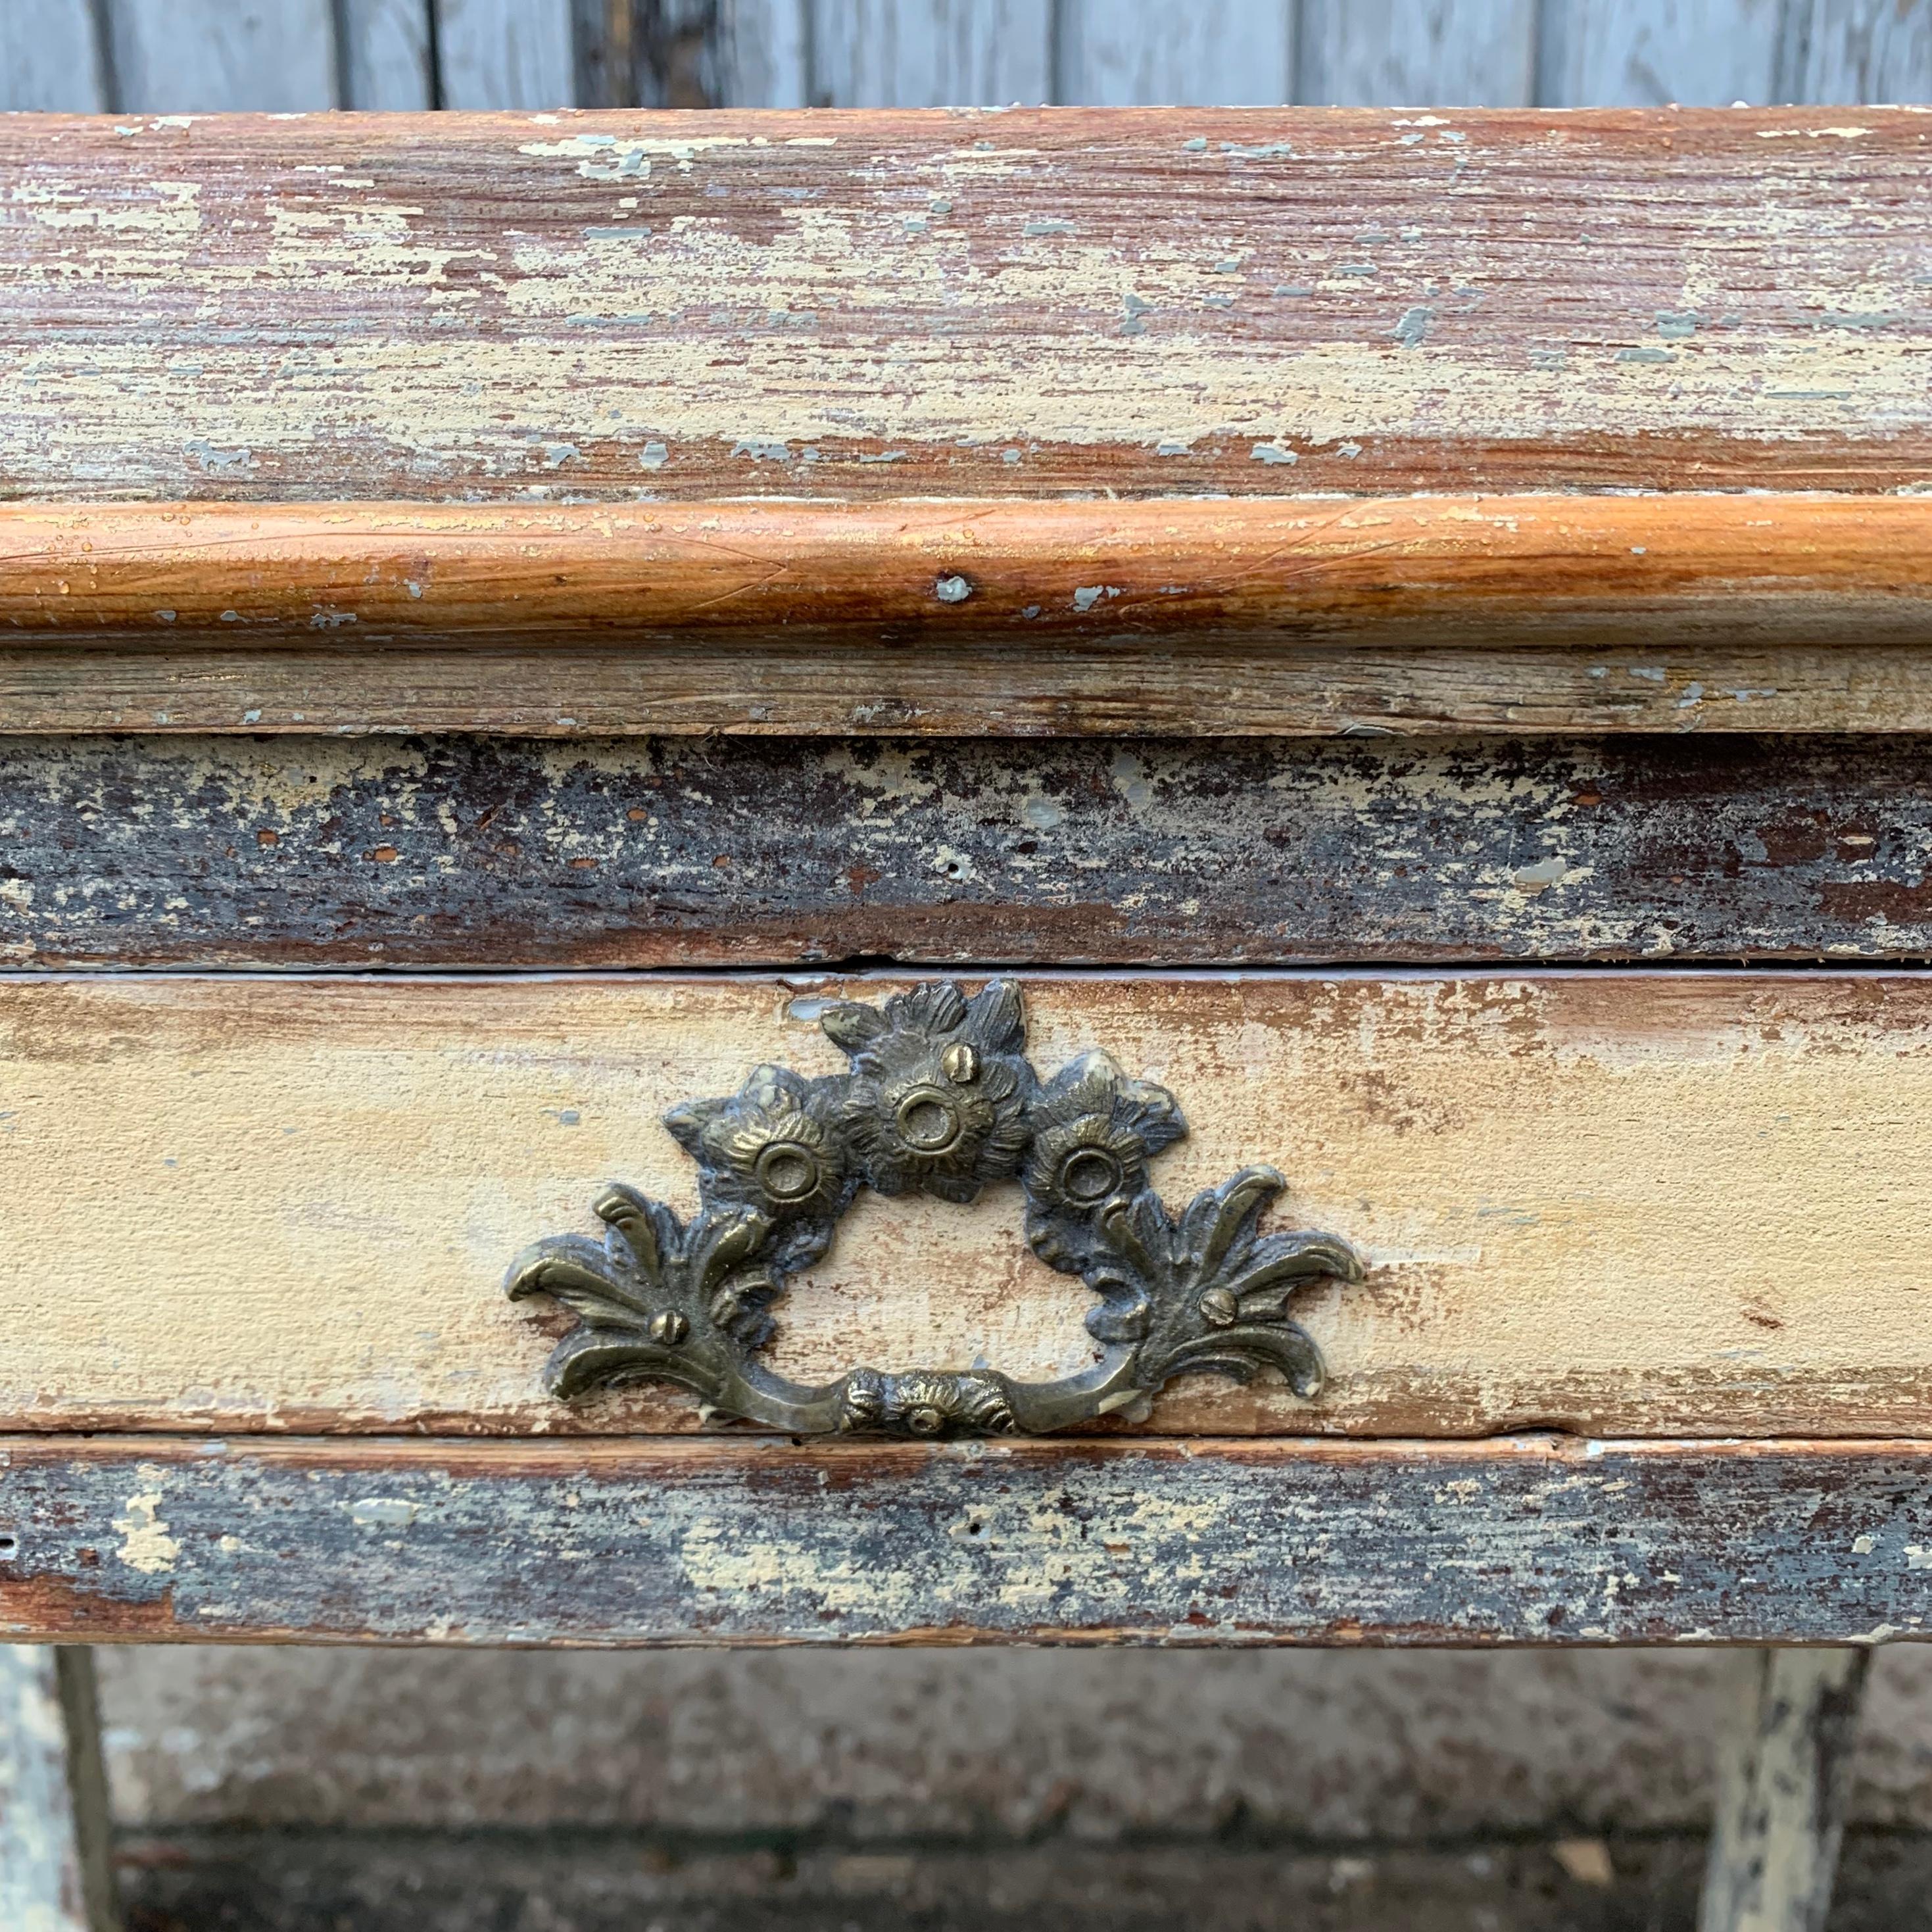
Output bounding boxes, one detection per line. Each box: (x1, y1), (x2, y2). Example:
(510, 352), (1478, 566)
(1, 969), (1928, 1442)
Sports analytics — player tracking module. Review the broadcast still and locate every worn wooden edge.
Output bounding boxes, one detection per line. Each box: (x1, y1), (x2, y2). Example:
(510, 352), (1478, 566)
(9, 496), (1932, 646)
(19, 732), (1932, 970)
(1, 1435), (1928, 1647)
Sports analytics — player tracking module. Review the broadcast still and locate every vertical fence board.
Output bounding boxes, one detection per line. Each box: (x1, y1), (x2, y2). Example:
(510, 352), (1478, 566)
(434, 0), (577, 107)
(1055, 0), (1292, 105)
(1783, 0), (1932, 101)
(810, 0), (1053, 106)
(1299, 0), (1537, 105)
(0, 1), (108, 111)
(719, 0), (811, 104)
(340, 0), (435, 107)
(107, 0), (339, 110)
(1537, 0), (1785, 105)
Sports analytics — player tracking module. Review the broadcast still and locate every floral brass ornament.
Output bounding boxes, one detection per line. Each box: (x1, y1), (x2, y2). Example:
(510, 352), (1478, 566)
(504, 979), (1364, 1437)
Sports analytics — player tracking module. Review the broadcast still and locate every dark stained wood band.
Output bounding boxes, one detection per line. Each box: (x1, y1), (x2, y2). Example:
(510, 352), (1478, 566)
(11, 734), (1932, 969)
(5, 497), (1932, 646)
(1, 1435), (1925, 1646)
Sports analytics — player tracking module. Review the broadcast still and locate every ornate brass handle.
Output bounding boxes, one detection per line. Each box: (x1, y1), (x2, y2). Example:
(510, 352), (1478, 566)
(505, 980), (1363, 1437)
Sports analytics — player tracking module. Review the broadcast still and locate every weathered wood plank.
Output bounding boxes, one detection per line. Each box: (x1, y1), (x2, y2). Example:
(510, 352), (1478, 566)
(12, 733), (1932, 971)
(2, 971), (1932, 1439)
(0, 1647), (118, 1931)
(717, 0), (811, 107)
(341, 0), (435, 109)
(0, 1), (108, 112)
(1783, 0), (1932, 104)
(1699, 1648), (1871, 1932)
(9, 639), (1932, 737)
(1055, 0), (1293, 107)
(809, 0), (1053, 107)
(3, 109), (1928, 503)
(433, 0), (576, 108)
(8, 496), (1930, 648)
(5, 495), (1932, 735)
(1537, 0), (1785, 106)
(1, 1436), (1929, 1645)
(1299, 0), (1537, 107)
(105, 0), (338, 112)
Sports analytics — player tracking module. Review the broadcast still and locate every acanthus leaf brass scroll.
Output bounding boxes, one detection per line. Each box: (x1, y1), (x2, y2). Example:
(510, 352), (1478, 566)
(504, 979), (1363, 1437)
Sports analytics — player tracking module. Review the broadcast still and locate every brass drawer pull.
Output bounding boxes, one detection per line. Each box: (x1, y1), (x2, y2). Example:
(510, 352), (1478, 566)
(506, 980), (1363, 1436)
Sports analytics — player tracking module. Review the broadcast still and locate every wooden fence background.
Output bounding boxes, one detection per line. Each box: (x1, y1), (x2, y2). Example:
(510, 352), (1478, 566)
(0, 0), (1926, 112)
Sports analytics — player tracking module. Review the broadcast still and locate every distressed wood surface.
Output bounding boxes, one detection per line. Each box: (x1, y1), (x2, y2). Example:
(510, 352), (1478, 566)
(1055, 0), (1293, 107)
(13, 639), (1932, 737)
(9, 496), (1931, 649)
(1301, 0), (1539, 107)
(0, 1647), (117, 1931)
(3, 971), (1932, 1439)
(3, 109), (1930, 505)
(15, 733), (1932, 971)
(107, 0), (339, 113)
(1538, 0), (1787, 106)
(1, 1435), (1929, 1645)
(1699, 1647), (1871, 1932)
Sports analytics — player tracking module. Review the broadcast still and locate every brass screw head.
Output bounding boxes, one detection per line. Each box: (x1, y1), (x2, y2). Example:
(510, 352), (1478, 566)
(649, 1310), (689, 1345)
(940, 1040), (980, 1084)
(1198, 1288), (1239, 1328)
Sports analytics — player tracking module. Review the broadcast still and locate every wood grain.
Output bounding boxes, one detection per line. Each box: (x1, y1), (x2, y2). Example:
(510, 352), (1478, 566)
(1784, 0), (1932, 103)
(3, 108), (1929, 504)
(3, 970), (1932, 1439)
(1, 1435), (1929, 1645)
(7, 496), (1929, 648)
(718, 0), (811, 107)
(13, 733), (1932, 970)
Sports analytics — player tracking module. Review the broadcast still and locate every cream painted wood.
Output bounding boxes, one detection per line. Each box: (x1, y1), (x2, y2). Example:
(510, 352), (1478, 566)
(2, 973), (1932, 1440)
(809, 0), (1053, 106)
(1537, 0), (1787, 105)
(0, 1), (107, 111)
(105, 0), (338, 110)
(433, 0), (575, 107)
(1299, 0), (1538, 106)
(1055, 0), (1293, 106)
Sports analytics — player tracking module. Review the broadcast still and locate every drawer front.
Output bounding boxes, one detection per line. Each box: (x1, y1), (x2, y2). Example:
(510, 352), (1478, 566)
(1, 969), (1927, 1441)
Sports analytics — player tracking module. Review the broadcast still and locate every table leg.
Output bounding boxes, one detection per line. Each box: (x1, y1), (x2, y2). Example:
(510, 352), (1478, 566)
(1699, 1646), (1872, 1932)
(0, 1645), (120, 1932)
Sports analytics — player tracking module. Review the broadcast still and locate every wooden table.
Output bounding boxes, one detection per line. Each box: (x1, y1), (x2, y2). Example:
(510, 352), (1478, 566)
(2, 106), (1929, 1931)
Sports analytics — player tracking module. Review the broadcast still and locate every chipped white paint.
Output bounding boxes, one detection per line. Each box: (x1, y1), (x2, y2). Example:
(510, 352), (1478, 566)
(0, 973), (1930, 1439)
(111, 1472), (178, 1576)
